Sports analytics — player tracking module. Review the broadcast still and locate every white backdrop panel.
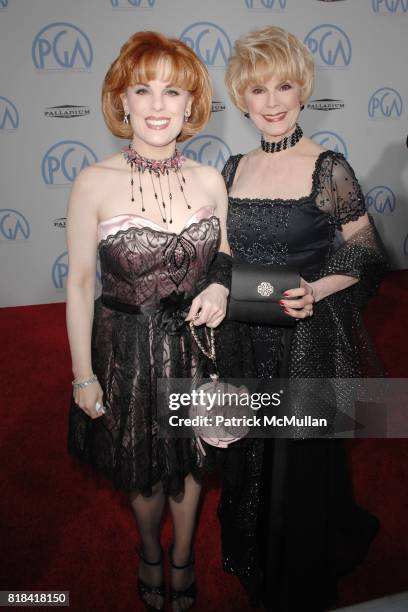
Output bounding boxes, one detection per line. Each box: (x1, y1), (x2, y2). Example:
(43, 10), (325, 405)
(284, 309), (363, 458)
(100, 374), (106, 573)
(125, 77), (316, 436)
(0, 0), (406, 307)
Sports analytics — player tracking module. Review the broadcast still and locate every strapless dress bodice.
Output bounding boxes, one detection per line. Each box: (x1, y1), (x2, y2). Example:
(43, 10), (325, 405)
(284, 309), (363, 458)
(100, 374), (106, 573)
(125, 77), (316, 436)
(97, 206), (220, 307)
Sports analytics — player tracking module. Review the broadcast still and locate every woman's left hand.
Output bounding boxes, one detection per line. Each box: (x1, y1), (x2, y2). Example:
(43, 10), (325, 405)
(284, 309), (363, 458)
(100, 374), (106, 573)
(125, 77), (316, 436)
(279, 278), (315, 319)
(185, 283), (229, 328)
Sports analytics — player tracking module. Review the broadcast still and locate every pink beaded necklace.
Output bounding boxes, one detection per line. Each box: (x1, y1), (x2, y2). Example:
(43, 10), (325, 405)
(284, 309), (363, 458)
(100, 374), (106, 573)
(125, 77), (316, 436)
(121, 144), (191, 225)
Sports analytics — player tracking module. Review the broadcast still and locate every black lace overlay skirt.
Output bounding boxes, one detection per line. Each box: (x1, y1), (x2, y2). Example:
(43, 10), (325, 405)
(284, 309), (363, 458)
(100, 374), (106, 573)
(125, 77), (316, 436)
(67, 298), (209, 496)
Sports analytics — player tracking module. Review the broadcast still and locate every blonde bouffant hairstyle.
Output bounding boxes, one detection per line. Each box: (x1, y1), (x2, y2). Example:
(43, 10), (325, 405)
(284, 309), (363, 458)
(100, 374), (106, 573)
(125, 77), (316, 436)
(225, 26), (315, 112)
(102, 31), (213, 142)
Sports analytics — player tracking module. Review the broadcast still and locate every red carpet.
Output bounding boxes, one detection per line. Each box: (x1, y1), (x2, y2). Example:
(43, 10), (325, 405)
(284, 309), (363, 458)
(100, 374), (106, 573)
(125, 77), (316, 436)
(1, 271), (408, 611)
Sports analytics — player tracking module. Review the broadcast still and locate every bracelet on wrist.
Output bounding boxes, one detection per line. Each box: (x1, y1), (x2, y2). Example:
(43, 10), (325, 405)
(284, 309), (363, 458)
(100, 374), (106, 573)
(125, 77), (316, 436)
(72, 374), (98, 389)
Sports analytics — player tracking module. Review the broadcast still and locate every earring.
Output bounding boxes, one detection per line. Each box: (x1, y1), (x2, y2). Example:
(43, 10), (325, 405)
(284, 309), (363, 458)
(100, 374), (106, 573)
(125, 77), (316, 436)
(123, 111), (130, 125)
(300, 104), (305, 111)
(184, 110), (190, 122)
(244, 112), (249, 119)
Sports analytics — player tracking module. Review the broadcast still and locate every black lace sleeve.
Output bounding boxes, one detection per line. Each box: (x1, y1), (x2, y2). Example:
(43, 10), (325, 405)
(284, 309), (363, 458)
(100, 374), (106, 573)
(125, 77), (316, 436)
(206, 251), (232, 291)
(318, 153), (366, 226)
(312, 152), (388, 311)
(221, 155), (242, 193)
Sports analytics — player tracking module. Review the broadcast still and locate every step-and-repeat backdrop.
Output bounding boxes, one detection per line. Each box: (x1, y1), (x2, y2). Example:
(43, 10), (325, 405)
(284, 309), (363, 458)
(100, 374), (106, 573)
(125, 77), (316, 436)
(0, 0), (407, 307)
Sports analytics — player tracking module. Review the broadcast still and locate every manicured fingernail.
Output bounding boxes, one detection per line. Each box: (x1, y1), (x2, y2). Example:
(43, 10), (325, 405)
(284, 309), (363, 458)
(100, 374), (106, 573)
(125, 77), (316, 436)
(283, 291), (290, 296)
(279, 300), (285, 305)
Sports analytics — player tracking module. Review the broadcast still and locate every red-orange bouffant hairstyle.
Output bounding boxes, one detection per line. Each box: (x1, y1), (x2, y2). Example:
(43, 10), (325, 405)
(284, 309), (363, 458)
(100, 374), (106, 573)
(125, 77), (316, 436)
(102, 31), (213, 142)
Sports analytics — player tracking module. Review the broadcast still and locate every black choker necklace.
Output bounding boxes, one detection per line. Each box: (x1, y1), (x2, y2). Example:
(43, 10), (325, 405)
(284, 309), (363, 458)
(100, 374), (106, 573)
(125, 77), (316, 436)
(261, 124), (303, 153)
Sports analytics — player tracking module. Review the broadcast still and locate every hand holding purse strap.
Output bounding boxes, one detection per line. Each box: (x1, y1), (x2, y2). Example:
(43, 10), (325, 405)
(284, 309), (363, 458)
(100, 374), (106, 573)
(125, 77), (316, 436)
(228, 262), (300, 326)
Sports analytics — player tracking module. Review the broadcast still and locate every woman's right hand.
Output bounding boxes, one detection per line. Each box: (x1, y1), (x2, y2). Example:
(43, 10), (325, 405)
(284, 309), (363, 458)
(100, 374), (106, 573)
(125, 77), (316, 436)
(73, 379), (105, 419)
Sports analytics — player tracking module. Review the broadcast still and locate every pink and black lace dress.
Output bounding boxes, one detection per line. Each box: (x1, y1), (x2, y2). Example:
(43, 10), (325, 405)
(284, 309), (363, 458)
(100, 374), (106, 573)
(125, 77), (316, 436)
(68, 206), (220, 495)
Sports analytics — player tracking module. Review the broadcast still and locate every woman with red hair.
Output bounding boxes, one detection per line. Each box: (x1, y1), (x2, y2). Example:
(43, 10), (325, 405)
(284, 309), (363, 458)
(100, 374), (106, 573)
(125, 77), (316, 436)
(66, 31), (230, 612)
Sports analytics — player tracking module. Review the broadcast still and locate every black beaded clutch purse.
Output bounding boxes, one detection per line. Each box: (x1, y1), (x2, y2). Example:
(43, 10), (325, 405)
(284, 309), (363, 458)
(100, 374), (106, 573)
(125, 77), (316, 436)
(228, 262), (300, 326)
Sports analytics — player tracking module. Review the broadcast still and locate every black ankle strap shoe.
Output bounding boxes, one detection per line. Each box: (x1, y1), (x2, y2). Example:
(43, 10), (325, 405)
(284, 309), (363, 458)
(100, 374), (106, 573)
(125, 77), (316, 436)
(169, 544), (197, 610)
(135, 545), (165, 612)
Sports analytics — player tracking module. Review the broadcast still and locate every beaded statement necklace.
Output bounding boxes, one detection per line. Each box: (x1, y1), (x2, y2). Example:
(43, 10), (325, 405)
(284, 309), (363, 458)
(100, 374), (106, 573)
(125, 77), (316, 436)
(261, 123), (303, 154)
(121, 144), (191, 225)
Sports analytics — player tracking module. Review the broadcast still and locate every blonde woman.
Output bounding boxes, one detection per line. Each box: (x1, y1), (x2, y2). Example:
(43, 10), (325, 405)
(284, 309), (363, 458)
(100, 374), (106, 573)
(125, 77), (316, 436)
(218, 26), (386, 611)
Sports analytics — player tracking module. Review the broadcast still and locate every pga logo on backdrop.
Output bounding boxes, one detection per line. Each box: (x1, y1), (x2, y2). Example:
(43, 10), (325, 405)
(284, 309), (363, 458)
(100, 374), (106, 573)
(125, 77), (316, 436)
(110, 0), (156, 6)
(245, 0), (286, 10)
(0, 96), (19, 130)
(304, 24), (351, 68)
(52, 252), (69, 289)
(368, 88), (403, 119)
(32, 23), (93, 71)
(372, 0), (408, 13)
(52, 251), (101, 289)
(42, 141), (98, 186)
(0, 209), (30, 241)
(365, 186), (396, 215)
(311, 131), (348, 157)
(182, 135), (232, 171)
(180, 22), (232, 68)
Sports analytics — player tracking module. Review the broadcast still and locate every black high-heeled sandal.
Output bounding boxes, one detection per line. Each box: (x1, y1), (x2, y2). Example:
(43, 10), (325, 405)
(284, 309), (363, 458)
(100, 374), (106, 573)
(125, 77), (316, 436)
(169, 544), (197, 610)
(135, 545), (165, 612)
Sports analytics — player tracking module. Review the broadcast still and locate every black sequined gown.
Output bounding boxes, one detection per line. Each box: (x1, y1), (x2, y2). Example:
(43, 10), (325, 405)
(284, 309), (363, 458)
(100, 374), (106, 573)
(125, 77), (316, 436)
(218, 151), (386, 611)
(68, 206), (220, 496)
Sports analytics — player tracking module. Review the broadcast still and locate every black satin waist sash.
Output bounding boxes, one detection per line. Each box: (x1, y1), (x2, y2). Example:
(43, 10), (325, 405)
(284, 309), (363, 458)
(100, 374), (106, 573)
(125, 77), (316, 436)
(101, 295), (155, 315)
(100, 291), (193, 335)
